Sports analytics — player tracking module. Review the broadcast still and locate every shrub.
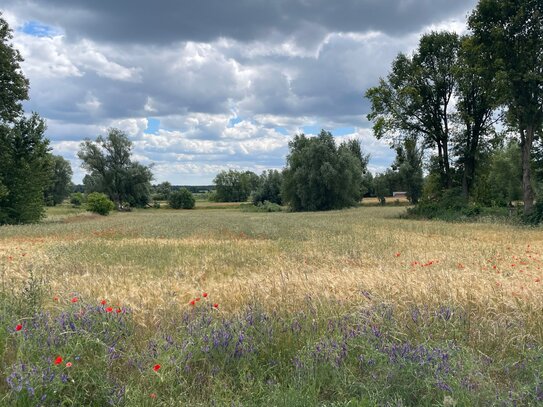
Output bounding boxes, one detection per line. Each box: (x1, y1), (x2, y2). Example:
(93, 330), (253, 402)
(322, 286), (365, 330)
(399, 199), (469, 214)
(169, 188), (195, 209)
(240, 201), (283, 213)
(70, 192), (85, 207)
(86, 192), (115, 215)
(524, 200), (543, 225)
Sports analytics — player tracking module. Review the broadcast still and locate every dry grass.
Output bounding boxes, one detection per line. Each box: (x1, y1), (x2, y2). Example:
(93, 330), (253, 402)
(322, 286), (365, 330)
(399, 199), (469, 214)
(1, 206), (542, 339)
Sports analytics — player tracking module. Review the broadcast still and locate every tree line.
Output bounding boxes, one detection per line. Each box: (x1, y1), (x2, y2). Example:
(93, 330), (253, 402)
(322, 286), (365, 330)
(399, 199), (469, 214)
(366, 0), (543, 220)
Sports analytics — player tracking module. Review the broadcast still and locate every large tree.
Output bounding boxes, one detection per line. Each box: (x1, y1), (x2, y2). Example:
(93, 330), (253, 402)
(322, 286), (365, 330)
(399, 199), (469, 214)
(453, 35), (500, 198)
(366, 31), (460, 190)
(44, 155), (73, 206)
(78, 128), (153, 209)
(469, 0), (543, 214)
(281, 130), (366, 211)
(0, 15), (51, 224)
(213, 170), (259, 202)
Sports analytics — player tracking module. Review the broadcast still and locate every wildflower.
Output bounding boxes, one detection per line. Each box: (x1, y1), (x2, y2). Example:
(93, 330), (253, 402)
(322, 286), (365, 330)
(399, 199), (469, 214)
(71, 297), (78, 303)
(8, 256), (13, 261)
(15, 324), (22, 332)
(190, 300), (196, 306)
(150, 393), (157, 399)
(213, 303), (219, 309)
(195, 297), (201, 302)
(101, 299), (107, 305)
(394, 252), (401, 257)
(54, 356), (63, 365)
(53, 296), (59, 302)
(116, 308), (122, 314)
(65, 362), (72, 368)
(153, 364), (161, 372)
(202, 292), (208, 298)
(535, 278), (541, 283)
(106, 307), (113, 313)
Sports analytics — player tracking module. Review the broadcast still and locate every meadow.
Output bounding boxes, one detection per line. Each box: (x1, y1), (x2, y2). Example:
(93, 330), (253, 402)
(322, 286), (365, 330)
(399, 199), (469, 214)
(1, 205), (543, 405)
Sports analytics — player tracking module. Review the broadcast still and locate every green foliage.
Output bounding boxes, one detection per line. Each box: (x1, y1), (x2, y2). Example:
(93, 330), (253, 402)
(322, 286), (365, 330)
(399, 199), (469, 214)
(0, 16), (51, 225)
(44, 155), (73, 206)
(282, 130), (366, 211)
(69, 192), (85, 207)
(469, 0), (543, 214)
(78, 128), (153, 209)
(213, 170), (259, 202)
(472, 142), (522, 207)
(0, 14), (29, 123)
(86, 192), (115, 216)
(153, 181), (172, 201)
(252, 170), (283, 205)
(241, 201), (283, 212)
(366, 31), (460, 190)
(168, 188), (195, 209)
(392, 138), (424, 204)
(0, 115), (52, 225)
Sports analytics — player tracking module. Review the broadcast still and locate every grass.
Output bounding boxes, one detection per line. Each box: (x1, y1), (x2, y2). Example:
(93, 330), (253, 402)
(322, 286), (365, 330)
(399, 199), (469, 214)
(1, 205), (543, 405)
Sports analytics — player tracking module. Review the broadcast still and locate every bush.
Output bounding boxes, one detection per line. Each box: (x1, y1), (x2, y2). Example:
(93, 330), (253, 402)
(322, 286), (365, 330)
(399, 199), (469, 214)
(70, 192), (85, 207)
(169, 188), (195, 209)
(86, 192), (115, 215)
(524, 200), (543, 225)
(240, 201), (283, 213)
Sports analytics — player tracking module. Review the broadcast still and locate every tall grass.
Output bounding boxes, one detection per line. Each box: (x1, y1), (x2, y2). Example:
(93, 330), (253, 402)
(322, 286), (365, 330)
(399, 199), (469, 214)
(1, 206), (542, 404)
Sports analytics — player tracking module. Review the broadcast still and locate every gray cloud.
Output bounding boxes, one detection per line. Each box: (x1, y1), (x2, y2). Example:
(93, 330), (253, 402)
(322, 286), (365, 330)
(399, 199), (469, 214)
(2, 1), (477, 184)
(5, 0), (475, 45)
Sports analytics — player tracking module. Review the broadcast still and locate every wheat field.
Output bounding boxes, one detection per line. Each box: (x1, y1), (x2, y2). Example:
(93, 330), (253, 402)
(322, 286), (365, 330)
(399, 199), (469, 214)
(2, 206), (542, 330)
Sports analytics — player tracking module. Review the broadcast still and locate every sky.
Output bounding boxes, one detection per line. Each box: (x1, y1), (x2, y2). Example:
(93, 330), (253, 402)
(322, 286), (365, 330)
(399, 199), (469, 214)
(2, 0), (476, 185)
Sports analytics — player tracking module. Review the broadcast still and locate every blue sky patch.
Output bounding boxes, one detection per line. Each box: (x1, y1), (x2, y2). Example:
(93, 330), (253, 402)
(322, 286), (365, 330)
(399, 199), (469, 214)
(20, 21), (60, 37)
(332, 127), (355, 136)
(145, 118), (160, 134)
(227, 117), (243, 127)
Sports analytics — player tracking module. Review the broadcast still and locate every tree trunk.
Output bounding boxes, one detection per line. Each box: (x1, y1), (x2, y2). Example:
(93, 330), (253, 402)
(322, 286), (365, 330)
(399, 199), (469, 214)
(521, 126), (535, 215)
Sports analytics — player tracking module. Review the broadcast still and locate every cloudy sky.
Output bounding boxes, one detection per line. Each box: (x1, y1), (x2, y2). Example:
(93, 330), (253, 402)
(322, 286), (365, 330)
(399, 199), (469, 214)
(2, 0), (476, 184)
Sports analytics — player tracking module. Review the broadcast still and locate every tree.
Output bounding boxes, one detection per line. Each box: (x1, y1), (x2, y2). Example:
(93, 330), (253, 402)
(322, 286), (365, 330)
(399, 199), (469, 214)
(45, 155), (73, 206)
(169, 188), (195, 209)
(366, 32), (460, 190)
(252, 170), (283, 205)
(469, 0), (543, 214)
(0, 15), (29, 123)
(453, 35), (500, 199)
(154, 181), (172, 201)
(78, 128), (153, 209)
(0, 115), (52, 224)
(213, 170), (259, 202)
(281, 130), (366, 211)
(392, 138), (424, 204)
(0, 15), (51, 225)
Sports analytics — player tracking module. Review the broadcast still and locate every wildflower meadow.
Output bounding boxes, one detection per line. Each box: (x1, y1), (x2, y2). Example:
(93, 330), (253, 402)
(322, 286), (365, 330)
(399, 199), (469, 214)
(1, 206), (543, 405)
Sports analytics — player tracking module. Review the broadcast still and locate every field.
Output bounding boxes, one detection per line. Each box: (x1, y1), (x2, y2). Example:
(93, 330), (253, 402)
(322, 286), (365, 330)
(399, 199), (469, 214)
(1, 206), (543, 405)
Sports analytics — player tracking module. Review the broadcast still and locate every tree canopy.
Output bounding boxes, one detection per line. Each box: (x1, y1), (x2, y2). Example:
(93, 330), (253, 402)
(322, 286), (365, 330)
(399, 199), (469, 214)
(282, 130), (367, 211)
(78, 128), (153, 209)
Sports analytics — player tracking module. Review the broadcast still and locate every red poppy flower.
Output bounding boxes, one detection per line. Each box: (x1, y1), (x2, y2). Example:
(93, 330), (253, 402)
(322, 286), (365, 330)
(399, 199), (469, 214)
(101, 299), (107, 305)
(71, 297), (78, 303)
(190, 300), (196, 306)
(106, 307), (113, 313)
(153, 364), (161, 371)
(195, 297), (201, 302)
(213, 303), (219, 309)
(116, 308), (122, 314)
(535, 278), (541, 283)
(65, 362), (72, 368)
(15, 324), (22, 331)
(394, 252), (401, 257)
(202, 292), (208, 298)
(53, 296), (59, 302)
(54, 356), (63, 365)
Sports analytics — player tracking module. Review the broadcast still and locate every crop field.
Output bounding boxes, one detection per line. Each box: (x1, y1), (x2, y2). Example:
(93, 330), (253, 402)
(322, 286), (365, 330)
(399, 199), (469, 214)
(2, 206), (543, 405)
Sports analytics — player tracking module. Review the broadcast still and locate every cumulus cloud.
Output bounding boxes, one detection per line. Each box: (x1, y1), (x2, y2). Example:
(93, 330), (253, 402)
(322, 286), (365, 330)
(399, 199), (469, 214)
(2, 0), (478, 183)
